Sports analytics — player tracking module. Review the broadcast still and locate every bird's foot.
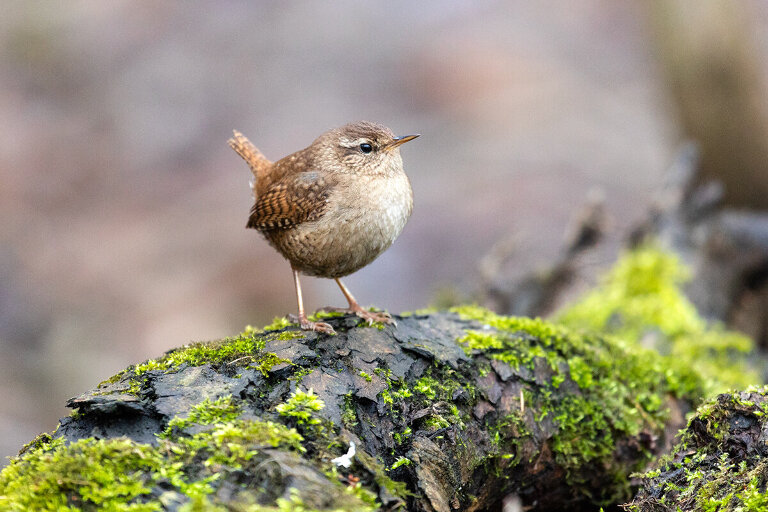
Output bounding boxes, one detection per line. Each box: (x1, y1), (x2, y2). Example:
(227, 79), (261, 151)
(318, 306), (396, 327)
(288, 313), (336, 335)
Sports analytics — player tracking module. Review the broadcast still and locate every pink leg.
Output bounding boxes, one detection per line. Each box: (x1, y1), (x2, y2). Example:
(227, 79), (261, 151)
(290, 268), (335, 334)
(319, 279), (395, 326)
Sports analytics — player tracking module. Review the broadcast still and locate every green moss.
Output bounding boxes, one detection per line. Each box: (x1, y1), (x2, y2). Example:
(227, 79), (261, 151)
(276, 388), (325, 428)
(252, 351), (291, 376)
(373, 367), (415, 413)
(133, 330), (297, 377)
(452, 304), (703, 504)
(289, 367), (316, 383)
(179, 485), (376, 512)
(161, 396), (242, 437)
(0, 395), (317, 511)
(17, 431), (54, 456)
(414, 376), (440, 400)
(0, 437), (190, 511)
(423, 415), (450, 431)
(451, 245), (761, 503)
(98, 369), (127, 388)
(172, 419), (307, 470)
(556, 244), (759, 394)
(338, 479), (378, 510)
(352, 448), (412, 502)
(341, 394), (358, 428)
(358, 370), (372, 382)
(413, 366), (472, 404)
(308, 310), (345, 321)
(398, 307), (437, 317)
(488, 412), (529, 454)
(389, 456), (411, 471)
(258, 316), (293, 332)
(109, 324), (304, 397)
(631, 388), (768, 512)
(392, 427), (412, 445)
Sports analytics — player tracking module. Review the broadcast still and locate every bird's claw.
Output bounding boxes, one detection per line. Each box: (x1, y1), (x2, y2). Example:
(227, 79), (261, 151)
(318, 307), (396, 327)
(288, 314), (336, 335)
(303, 320), (336, 335)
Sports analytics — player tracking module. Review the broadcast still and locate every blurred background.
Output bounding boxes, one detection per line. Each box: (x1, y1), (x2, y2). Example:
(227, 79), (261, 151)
(3, 0), (768, 466)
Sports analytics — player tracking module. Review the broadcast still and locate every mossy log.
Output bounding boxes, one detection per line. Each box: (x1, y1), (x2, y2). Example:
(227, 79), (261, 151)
(0, 308), (701, 511)
(629, 387), (768, 511)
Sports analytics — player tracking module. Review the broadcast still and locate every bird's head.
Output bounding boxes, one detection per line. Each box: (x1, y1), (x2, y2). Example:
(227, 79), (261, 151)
(314, 121), (419, 176)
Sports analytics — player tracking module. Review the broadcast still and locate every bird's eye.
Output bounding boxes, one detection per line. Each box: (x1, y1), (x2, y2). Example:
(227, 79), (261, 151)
(359, 143), (373, 154)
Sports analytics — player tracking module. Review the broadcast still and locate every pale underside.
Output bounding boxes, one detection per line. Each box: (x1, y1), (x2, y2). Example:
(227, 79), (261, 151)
(262, 171), (413, 278)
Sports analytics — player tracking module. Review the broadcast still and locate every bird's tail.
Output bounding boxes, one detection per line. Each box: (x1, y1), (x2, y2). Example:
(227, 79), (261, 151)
(228, 130), (272, 196)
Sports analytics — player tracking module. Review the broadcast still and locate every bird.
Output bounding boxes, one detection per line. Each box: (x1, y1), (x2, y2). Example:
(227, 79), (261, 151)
(228, 121), (419, 334)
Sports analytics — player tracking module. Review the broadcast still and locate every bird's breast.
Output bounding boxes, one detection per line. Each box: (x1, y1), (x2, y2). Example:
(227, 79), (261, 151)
(269, 172), (413, 278)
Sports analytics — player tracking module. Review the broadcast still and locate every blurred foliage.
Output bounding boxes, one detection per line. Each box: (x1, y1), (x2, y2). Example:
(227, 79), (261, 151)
(556, 244), (761, 395)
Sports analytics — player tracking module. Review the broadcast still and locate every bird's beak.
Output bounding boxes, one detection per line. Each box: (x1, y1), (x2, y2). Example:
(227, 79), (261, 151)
(386, 134), (420, 150)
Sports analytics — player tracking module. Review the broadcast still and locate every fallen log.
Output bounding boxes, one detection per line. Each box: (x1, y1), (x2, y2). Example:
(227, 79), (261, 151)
(0, 308), (701, 511)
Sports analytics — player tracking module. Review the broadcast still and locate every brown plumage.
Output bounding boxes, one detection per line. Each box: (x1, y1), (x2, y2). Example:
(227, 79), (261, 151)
(228, 121), (419, 334)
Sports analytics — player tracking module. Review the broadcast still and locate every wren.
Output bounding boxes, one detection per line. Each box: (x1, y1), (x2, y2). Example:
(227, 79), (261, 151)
(228, 122), (419, 334)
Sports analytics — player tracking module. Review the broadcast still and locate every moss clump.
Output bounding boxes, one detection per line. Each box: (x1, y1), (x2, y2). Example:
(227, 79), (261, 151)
(398, 307), (437, 317)
(392, 427), (412, 445)
(373, 367), (414, 411)
(389, 456), (411, 471)
(161, 395), (242, 436)
(629, 387), (768, 512)
(0, 393), (374, 511)
(452, 304), (703, 504)
(133, 330), (298, 376)
(556, 244), (760, 394)
(168, 418), (306, 471)
(414, 374), (458, 401)
(0, 437), (194, 511)
(98, 327), (299, 398)
(276, 388), (325, 428)
(341, 394), (358, 428)
(256, 316), (293, 332)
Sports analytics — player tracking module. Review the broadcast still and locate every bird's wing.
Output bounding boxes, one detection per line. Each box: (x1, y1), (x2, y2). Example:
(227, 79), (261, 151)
(246, 171), (331, 230)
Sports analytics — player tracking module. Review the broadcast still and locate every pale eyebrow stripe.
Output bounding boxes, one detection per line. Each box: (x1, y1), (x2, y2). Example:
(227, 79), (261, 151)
(339, 138), (370, 148)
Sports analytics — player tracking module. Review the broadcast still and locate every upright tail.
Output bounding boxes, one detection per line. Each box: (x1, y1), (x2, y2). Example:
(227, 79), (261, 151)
(228, 130), (272, 196)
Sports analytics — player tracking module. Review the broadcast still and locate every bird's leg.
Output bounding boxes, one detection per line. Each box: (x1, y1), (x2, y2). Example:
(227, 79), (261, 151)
(319, 278), (395, 326)
(289, 268), (335, 334)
